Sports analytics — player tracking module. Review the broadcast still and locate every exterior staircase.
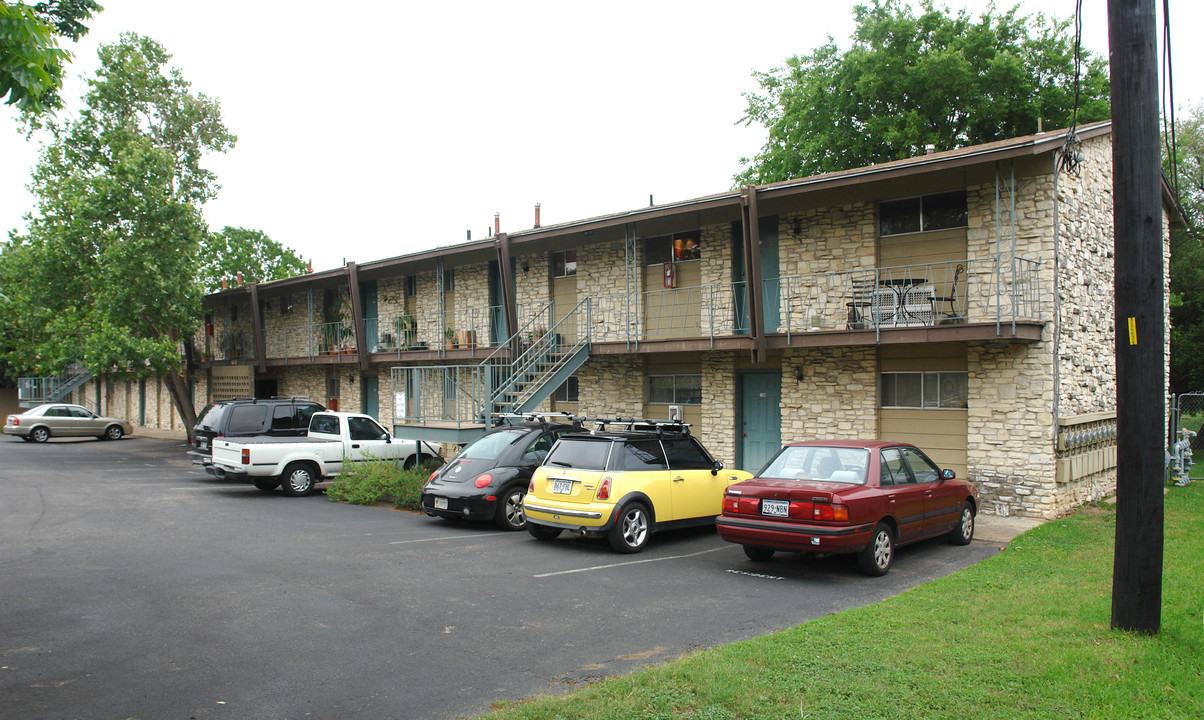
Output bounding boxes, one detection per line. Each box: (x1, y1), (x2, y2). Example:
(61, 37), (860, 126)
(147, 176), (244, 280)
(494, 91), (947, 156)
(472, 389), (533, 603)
(18, 364), (93, 408)
(392, 300), (591, 443)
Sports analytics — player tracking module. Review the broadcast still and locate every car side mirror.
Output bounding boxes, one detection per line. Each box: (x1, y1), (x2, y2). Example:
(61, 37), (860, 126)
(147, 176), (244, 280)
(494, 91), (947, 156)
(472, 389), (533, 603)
(384, 434), (392, 443)
(711, 460), (723, 476)
(942, 468), (955, 480)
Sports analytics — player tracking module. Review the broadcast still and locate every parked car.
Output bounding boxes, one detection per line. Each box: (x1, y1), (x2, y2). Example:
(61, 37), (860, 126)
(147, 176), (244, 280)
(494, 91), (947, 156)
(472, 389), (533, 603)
(523, 421), (752, 553)
(188, 396), (326, 468)
(208, 411), (442, 496)
(421, 416), (582, 530)
(4, 403), (133, 442)
(715, 440), (978, 576)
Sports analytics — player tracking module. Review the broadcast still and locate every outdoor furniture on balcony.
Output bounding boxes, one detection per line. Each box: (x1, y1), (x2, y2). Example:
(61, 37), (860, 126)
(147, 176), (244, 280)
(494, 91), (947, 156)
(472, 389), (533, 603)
(873, 279), (936, 327)
(933, 263), (966, 324)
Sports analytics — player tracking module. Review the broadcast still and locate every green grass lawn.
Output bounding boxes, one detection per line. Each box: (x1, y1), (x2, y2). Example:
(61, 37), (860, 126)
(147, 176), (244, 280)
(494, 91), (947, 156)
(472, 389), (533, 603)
(486, 484), (1204, 719)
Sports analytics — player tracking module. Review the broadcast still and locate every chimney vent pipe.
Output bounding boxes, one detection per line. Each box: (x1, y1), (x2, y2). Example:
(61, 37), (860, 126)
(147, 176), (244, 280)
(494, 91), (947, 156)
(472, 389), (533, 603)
(534, 203), (541, 228)
(494, 212), (501, 235)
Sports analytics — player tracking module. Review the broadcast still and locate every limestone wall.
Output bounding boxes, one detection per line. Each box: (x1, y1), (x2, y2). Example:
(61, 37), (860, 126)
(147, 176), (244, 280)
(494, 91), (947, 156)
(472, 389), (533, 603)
(576, 355), (645, 419)
(780, 347), (878, 440)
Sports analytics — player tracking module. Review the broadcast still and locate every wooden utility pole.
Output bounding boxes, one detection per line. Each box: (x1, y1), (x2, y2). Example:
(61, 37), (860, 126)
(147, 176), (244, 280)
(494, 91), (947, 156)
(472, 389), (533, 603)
(1109, 0), (1164, 634)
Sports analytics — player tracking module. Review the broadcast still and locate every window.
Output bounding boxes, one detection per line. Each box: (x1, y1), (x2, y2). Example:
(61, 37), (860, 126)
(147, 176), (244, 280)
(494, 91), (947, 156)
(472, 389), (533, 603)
(326, 369), (341, 399)
(522, 432), (560, 465)
(348, 416), (387, 441)
(664, 438), (713, 470)
(900, 447), (941, 483)
(880, 447), (913, 485)
(543, 437), (612, 470)
(878, 190), (967, 236)
(618, 439), (668, 471)
(311, 414), (339, 435)
(405, 275), (417, 298)
(271, 405), (294, 431)
(880, 372), (967, 409)
(644, 230), (701, 265)
(443, 269), (455, 293)
(227, 405), (269, 434)
(70, 407), (93, 418)
(552, 250), (577, 278)
(646, 374), (702, 405)
(553, 376), (579, 403)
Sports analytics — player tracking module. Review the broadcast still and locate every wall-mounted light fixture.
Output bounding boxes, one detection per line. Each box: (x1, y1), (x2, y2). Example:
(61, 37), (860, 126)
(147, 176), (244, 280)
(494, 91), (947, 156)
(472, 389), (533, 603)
(348, 373), (357, 385)
(793, 365), (804, 383)
(521, 261), (530, 273)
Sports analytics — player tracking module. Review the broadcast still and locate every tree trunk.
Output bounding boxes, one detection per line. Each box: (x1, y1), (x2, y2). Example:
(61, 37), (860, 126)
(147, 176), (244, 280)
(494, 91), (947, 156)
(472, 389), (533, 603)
(164, 372), (197, 442)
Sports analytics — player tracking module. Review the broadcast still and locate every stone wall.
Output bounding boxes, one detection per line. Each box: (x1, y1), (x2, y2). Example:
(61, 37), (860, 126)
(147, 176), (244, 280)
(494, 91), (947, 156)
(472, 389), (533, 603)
(577, 355), (645, 419)
(514, 250), (552, 323)
(700, 352), (736, 467)
(777, 202), (877, 330)
(578, 239), (641, 342)
(780, 347), (878, 440)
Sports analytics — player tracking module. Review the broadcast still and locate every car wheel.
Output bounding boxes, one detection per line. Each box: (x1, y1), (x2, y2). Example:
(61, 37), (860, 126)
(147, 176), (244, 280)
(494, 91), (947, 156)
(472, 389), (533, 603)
(30, 426), (50, 443)
(743, 545), (775, 562)
(607, 502), (651, 554)
(253, 477), (281, 492)
(280, 462), (317, 497)
(526, 522), (562, 541)
(104, 424), (124, 441)
(948, 501), (975, 545)
(494, 486), (527, 531)
(857, 523), (895, 576)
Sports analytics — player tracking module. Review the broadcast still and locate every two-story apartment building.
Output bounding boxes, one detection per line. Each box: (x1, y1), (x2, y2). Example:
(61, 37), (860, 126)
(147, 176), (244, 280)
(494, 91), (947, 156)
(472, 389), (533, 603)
(65, 121), (1180, 520)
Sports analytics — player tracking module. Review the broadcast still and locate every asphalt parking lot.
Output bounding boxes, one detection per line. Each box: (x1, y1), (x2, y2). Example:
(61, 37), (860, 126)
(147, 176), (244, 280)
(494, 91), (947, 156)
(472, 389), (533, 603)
(1, 435), (999, 719)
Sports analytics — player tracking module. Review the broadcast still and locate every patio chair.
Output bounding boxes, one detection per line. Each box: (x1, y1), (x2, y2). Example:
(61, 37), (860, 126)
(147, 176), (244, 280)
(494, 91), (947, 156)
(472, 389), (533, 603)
(845, 275), (877, 329)
(934, 263), (966, 324)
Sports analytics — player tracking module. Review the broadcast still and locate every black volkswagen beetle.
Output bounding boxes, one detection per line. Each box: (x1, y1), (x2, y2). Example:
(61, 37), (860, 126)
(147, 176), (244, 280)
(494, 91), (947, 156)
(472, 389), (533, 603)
(420, 415), (582, 530)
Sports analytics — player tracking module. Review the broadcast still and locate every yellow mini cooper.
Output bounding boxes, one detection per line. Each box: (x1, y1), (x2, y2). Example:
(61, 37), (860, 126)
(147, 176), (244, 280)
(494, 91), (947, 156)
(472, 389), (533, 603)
(522, 425), (752, 553)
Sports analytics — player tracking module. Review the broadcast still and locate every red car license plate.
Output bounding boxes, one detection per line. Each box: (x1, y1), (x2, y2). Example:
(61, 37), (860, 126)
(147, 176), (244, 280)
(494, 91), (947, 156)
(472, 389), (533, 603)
(761, 499), (789, 517)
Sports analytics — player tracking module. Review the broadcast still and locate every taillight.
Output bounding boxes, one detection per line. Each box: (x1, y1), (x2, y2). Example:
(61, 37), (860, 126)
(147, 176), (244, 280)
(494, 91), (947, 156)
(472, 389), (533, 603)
(528, 479), (535, 492)
(596, 476), (612, 501)
(426, 469), (439, 485)
(722, 495), (739, 514)
(474, 474), (494, 489)
(788, 501), (814, 519)
(812, 503), (849, 522)
(10, 417), (18, 426)
(241, 448), (250, 465)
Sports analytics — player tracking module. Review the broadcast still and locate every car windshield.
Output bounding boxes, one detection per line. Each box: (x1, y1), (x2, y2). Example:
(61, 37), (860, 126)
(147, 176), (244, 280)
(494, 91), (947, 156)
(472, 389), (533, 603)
(459, 429), (528, 460)
(195, 403), (228, 430)
(758, 446), (870, 485)
(543, 437), (611, 470)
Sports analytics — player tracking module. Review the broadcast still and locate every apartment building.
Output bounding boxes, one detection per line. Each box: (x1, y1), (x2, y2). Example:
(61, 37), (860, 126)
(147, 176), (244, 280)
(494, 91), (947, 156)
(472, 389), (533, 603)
(87, 121), (1177, 520)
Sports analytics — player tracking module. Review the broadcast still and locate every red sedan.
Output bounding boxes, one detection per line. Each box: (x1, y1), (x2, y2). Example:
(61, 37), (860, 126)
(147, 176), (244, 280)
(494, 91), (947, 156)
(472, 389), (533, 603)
(715, 440), (978, 576)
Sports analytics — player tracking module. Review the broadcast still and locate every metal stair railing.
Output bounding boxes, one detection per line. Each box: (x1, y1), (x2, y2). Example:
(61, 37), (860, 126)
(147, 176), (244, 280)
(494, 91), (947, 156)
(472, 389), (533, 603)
(17, 363), (92, 407)
(484, 299), (591, 419)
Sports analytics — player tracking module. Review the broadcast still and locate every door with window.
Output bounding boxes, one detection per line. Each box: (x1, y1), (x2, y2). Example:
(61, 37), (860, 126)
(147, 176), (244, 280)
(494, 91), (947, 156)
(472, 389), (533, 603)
(900, 446), (961, 535)
(664, 437), (725, 520)
(551, 250), (578, 344)
(879, 446), (927, 542)
(345, 415), (393, 462)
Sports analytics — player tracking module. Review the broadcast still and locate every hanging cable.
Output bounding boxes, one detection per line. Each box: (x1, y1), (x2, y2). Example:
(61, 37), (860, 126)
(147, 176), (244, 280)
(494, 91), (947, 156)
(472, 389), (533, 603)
(1059, 0), (1084, 177)
(1161, 0), (1179, 199)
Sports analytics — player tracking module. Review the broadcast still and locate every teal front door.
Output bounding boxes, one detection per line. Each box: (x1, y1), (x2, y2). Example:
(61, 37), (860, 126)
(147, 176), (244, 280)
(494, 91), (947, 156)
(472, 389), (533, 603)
(739, 372), (782, 474)
(759, 216), (780, 333)
(361, 280), (378, 350)
(362, 375), (379, 420)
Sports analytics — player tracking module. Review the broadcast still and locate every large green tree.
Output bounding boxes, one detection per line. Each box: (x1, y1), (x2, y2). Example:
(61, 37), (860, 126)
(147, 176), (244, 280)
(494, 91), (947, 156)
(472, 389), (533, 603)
(199, 226), (308, 294)
(1168, 103), (1204, 395)
(735, 0), (1111, 185)
(0, 33), (234, 431)
(1, 0), (101, 114)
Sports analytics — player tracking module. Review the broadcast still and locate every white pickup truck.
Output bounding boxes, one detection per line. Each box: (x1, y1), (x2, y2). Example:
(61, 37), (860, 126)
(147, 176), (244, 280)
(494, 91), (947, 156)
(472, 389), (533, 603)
(207, 411), (441, 496)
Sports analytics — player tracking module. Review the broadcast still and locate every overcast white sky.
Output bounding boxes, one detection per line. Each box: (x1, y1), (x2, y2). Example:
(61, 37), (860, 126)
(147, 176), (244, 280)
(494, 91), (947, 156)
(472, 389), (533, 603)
(2, 1), (1201, 273)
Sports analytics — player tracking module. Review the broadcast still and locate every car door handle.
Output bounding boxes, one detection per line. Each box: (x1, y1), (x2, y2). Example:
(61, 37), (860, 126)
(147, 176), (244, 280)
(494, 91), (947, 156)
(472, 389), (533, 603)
(887, 494), (897, 503)
(672, 477), (685, 483)
(351, 443), (360, 449)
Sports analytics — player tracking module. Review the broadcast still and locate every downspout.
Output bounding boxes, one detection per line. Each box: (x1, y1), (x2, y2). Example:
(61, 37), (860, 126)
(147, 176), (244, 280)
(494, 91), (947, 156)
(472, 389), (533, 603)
(248, 283), (267, 374)
(1052, 151), (1064, 441)
(495, 233), (518, 352)
(742, 186), (766, 363)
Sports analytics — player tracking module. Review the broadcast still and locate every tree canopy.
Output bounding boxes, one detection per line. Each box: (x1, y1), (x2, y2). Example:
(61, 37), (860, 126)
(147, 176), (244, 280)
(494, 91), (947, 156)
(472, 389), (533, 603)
(1168, 103), (1204, 395)
(199, 226), (309, 294)
(0, 33), (233, 427)
(735, 0), (1111, 185)
(0, 0), (101, 114)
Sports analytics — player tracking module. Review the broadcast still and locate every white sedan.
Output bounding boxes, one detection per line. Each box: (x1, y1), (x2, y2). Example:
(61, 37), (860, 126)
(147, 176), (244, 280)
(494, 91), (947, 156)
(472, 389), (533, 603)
(4, 404), (134, 443)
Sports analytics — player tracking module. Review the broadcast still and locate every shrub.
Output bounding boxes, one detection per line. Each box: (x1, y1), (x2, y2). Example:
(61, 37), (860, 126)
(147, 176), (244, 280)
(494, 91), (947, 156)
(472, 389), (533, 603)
(325, 456), (441, 510)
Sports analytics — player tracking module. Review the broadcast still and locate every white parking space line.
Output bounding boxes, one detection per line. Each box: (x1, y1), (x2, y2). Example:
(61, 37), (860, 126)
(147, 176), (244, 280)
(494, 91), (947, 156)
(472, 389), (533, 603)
(533, 546), (729, 578)
(388, 532), (514, 546)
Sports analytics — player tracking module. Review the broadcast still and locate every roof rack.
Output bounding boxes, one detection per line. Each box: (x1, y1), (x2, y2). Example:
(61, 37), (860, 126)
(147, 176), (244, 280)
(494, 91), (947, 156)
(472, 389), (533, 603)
(491, 411), (581, 431)
(572, 416), (692, 436)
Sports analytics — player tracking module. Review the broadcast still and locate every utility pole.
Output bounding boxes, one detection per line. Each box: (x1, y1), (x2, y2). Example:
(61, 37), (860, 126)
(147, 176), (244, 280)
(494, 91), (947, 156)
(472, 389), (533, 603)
(1109, 0), (1164, 634)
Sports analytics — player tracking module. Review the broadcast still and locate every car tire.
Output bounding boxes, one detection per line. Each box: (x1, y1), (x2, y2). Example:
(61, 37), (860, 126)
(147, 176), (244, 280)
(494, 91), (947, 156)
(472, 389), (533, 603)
(104, 424), (124, 441)
(857, 523), (895, 576)
(947, 501), (975, 545)
(253, 477), (281, 492)
(21, 435), (33, 442)
(526, 522), (562, 541)
(30, 426), (50, 443)
(280, 462), (317, 497)
(494, 485), (527, 531)
(607, 502), (651, 554)
(743, 545), (775, 562)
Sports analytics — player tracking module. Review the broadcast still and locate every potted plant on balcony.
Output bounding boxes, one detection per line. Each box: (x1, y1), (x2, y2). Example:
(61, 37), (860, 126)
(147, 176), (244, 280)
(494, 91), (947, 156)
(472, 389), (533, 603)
(445, 325), (457, 349)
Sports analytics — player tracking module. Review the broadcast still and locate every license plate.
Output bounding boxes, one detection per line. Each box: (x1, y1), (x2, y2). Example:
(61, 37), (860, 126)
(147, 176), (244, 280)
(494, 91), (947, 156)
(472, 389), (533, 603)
(761, 499), (789, 517)
(434, 497), (448, 510)
(551, 479), (573, 495)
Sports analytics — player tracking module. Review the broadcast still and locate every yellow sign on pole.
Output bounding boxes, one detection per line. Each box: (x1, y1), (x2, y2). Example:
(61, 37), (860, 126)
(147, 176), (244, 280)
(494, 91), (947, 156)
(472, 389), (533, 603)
(1128, 317), (1137, 346)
